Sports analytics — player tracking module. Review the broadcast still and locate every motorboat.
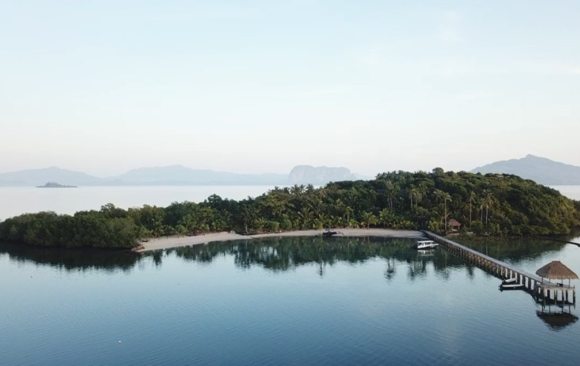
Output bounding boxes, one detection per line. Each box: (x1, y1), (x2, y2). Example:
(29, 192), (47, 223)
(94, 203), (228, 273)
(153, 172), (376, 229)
(500, 278), (524, 290)
(416, 240), (438, 250)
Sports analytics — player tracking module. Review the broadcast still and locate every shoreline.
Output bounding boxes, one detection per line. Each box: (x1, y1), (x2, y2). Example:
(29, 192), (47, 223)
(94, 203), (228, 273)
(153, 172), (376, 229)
(137, 228), (425, 252)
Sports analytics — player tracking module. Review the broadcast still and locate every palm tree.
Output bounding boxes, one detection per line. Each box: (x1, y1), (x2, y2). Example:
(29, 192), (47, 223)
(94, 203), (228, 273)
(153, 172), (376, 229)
(443, 193), (452, 232)
(290, 184), (305, 196)
(468, 192), (477, 227)
(329, 215), (342, 228)
(344, 206), (354, 224)
(361, 212), (378, 229)
(152, 220), (163, 238)
(409, 188), (421, 209)
(309, 199), (325, 216)
(379, 208), (392, 228)
(434, 189), (452, 232)
(317, 213), (329, 229)
(482, 191), (494, 227)
(385, 180), (397, 209)
(334, 199), (346, 218)
(298, 207), (313, 229)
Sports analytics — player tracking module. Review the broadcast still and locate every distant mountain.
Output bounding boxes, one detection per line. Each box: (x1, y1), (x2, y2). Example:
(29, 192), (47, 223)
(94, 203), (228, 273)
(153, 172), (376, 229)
(0, 167), (101, 186)
(472, 155), (580, 185)
(0, 165), (368, 186)
(111, 165), (287, 186)
(288, 165), (357, 185)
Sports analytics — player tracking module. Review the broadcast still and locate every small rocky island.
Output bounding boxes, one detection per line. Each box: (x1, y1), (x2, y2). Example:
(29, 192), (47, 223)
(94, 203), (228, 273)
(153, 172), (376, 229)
(36, 182), (77, 188)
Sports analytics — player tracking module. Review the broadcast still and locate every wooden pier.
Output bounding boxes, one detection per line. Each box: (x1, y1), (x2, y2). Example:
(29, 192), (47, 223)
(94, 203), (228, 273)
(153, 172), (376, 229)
(423, 231), (576, 304)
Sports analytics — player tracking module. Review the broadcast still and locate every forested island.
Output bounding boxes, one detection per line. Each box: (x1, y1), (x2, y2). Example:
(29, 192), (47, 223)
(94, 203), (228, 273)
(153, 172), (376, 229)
(36, 182), (77, 188)
(1, 169), (579, 249)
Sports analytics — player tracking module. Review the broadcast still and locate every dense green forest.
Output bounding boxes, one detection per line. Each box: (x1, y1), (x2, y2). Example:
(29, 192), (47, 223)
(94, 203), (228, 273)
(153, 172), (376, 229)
(1, 169), (579, 249)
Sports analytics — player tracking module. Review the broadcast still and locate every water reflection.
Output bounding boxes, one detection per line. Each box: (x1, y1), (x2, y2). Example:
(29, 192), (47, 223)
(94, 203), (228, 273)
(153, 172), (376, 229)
(1, 236), (573, 281)
(2, 235), (580, 342)
(152, 237), (469, 280)
(536, 309), (579, 331)
(454, 236), (566, 263)
(0, 241), (141, 272)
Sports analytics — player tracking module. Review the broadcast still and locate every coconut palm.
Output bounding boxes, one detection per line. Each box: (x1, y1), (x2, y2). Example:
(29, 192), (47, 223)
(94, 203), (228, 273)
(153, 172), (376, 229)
(409, 188), (421, 209)
(482, 191), (494, 227)
(385, 180), (397, 209)
(361, 211), (378, 229)
(379, 208), (393, 228)
(297, 207), (313, 229)
(344, 206), (354, 224)
(317, 213), (329, 228)
(434, 189), (452, 232)
(468, 192), (477, 227)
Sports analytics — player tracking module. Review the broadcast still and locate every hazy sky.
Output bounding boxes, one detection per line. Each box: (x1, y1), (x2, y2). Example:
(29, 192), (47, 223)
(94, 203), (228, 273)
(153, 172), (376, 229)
(1, 0), (579, 176)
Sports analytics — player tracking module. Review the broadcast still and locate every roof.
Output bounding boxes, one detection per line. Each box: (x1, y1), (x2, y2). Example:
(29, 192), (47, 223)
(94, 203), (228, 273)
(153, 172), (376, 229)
(448, 219), (461, 226)
(535, 261), (579, 280)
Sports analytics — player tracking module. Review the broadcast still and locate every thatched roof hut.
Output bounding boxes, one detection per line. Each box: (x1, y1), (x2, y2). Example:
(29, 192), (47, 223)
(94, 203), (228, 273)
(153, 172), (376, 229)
(448, 219), (461, 232)
(535, 261), (578, 280)
(448, 219), (461, 227)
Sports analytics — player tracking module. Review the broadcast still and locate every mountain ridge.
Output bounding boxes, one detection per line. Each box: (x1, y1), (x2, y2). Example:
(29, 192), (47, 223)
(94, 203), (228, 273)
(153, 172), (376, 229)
(472, 154), (580, 185)
(0, 165), (366, 186)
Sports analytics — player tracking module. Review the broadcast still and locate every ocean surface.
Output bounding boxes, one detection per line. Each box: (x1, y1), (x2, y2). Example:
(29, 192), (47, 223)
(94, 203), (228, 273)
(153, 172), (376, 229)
(1, 235), (580, 366)
(0, 185), (578, 220)
(0, 186), (276, 219)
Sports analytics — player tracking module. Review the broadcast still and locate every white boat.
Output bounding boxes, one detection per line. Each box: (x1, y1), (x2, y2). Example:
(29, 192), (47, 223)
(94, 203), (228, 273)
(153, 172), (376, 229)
(500, 283), (524, 290)
(416, 240), (439, 250)
(500, 278), (524, 290)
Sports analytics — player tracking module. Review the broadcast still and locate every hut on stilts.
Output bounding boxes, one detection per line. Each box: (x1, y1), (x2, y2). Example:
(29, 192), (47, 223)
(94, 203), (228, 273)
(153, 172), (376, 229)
(535, 261), (578, 304)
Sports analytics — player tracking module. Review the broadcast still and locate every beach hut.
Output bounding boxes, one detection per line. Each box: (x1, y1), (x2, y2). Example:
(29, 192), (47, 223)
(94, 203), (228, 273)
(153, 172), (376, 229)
(448, 219), (461, 232)
(535, 261), (579, 286)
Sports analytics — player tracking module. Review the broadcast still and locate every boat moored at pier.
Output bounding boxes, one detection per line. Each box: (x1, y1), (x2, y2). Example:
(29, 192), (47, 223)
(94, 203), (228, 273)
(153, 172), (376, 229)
(416, 240), (439, 250)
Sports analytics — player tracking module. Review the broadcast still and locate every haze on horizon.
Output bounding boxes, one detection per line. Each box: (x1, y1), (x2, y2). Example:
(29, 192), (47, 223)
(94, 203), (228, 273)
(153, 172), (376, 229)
(2, 1), (579, 177)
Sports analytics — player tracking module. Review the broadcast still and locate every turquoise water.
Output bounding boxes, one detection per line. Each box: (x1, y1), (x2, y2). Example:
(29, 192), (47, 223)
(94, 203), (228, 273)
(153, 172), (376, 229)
(1, 235), (580, 365)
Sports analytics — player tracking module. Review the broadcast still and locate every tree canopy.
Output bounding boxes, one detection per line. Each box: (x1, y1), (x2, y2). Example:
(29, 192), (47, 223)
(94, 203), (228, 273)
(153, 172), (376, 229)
(1, 170), (578, 249)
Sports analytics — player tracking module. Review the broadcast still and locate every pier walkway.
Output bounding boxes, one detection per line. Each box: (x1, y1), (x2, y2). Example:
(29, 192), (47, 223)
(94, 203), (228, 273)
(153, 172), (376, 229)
(423, 231), (576, 304)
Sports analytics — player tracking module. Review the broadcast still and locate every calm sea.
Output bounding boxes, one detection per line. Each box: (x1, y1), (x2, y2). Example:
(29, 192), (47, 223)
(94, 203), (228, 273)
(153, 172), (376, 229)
(0, 186), (276, 219)
(1, 235), (580, 366)
(0, 185), (578, 220)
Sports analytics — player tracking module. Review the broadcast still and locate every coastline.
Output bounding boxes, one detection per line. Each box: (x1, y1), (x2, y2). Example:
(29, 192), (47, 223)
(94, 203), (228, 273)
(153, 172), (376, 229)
(137, 228), (424, 252)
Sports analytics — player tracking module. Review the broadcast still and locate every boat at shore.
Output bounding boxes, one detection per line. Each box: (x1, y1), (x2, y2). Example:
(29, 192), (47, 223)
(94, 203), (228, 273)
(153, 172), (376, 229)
(416, 240), (438, 250)
(322, 229), (339, 237)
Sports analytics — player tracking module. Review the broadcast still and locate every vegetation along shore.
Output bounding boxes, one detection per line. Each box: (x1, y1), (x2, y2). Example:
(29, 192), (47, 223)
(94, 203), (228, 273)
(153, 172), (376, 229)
(1, 169), (579, 249)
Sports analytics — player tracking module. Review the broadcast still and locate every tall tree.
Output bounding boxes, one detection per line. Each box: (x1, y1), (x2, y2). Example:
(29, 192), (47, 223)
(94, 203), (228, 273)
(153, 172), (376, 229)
(434, 189), (452, 232)
(482, 191), (494, 227)
(468, 192), (477, 227)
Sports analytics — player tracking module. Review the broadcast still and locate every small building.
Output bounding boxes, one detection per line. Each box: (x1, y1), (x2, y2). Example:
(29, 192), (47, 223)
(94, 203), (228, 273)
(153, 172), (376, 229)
(536, 261), (579, 286)
(448, 219), (461, 232)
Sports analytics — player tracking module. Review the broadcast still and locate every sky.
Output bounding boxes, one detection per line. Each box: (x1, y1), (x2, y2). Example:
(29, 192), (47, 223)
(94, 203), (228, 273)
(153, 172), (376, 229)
(1, 0), (579, 177)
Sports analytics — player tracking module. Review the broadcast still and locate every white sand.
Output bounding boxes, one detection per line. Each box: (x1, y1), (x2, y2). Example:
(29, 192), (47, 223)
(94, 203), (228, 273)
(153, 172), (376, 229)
(138, 228), (424, 252)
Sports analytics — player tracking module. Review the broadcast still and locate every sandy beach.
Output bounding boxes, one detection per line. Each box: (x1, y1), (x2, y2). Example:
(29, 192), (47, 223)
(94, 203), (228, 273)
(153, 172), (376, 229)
(138, 228), (424, 252)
